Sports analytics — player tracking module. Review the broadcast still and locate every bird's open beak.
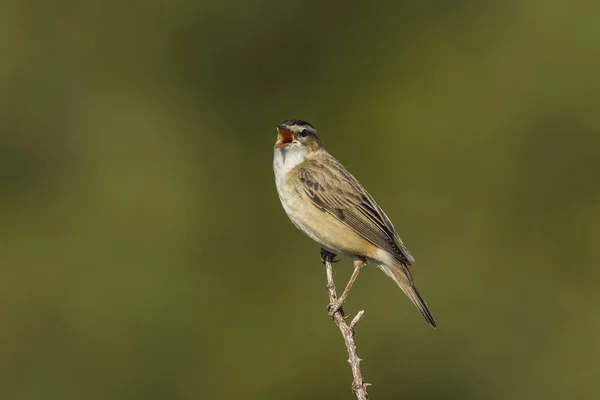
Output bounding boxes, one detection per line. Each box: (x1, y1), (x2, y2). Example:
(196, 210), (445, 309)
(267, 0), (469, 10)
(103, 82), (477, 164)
(274, 126), (295, 148)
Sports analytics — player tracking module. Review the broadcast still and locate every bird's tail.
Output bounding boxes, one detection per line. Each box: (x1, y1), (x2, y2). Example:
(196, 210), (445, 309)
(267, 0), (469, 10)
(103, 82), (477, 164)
(378, 261), (436, 328)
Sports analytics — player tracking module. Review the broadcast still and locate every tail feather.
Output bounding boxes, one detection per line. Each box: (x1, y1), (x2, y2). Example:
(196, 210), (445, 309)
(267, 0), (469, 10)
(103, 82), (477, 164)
(379, 262), (436, 328)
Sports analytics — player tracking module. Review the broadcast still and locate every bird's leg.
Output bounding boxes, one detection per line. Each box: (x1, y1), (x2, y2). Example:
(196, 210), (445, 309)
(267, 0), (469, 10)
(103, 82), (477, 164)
(328, 258), (366, 317)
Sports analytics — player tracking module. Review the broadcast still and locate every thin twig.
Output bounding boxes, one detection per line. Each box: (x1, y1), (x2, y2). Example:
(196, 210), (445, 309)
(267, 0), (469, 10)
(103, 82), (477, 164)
(350, 310), (365, 330)
(323, 253), (370, 400)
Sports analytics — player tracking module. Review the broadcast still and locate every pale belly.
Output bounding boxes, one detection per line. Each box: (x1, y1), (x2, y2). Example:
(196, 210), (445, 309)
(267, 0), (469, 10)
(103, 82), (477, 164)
(278, 188), (337, 250)
(275, 179), (375, 258)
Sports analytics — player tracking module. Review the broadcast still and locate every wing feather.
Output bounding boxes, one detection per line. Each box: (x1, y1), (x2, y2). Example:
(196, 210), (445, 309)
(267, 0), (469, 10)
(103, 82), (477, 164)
(297, 154), (415, 265)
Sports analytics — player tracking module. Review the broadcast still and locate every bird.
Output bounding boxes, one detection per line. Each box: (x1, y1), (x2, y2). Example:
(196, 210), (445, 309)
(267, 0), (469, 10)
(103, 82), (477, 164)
(273, 119), (436, 328)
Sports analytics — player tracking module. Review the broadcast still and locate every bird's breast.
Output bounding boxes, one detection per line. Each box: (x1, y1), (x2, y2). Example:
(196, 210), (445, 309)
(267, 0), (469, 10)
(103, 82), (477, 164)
(273, 166), (377, 258)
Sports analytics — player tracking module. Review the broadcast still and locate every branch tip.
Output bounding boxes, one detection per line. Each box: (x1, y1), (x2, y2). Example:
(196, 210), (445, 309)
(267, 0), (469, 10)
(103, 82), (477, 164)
(350, 310), (365, 329)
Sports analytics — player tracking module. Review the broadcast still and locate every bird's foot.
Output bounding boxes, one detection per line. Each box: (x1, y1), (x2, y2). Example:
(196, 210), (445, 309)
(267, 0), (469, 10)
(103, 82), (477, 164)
(320, 248), (340, 264)
(328, 300), (345, 318)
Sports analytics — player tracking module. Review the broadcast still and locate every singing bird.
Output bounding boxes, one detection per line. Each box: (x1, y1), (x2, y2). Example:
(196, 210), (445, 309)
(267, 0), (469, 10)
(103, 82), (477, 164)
(273, 119), (436, 328)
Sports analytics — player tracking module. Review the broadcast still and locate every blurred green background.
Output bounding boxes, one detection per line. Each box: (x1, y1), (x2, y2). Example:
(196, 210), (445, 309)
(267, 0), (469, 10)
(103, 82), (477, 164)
(1, 1), (600, 399)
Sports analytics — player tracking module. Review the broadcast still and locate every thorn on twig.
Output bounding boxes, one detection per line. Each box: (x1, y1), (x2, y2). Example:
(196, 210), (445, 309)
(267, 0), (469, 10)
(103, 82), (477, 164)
(351, 381), (368, 392)
(347, 357), (362, 364)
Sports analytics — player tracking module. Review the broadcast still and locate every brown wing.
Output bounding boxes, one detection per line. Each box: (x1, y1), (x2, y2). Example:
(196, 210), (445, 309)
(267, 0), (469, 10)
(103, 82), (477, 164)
(296, 154), (415, 265)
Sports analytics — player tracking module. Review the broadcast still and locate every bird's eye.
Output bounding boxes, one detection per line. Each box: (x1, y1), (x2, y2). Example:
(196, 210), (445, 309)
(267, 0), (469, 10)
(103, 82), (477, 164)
(299, 129), (309, 138)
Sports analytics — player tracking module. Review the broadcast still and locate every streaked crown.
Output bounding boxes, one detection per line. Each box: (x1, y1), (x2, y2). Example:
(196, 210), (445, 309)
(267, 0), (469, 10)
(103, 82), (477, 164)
(278, 119), (317, 136)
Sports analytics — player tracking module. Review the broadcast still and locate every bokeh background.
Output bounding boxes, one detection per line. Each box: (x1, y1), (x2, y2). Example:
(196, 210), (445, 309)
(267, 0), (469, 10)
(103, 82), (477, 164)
(2, 1), (600, 399)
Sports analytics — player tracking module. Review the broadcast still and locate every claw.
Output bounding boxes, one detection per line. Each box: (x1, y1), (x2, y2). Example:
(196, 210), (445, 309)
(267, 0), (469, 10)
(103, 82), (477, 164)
(320, 248), (338, 265)
(328, 301), (345, 317)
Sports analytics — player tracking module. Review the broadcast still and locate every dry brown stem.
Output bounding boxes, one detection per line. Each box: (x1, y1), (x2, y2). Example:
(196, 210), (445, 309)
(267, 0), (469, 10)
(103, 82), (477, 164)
(321, 250), (370, 400)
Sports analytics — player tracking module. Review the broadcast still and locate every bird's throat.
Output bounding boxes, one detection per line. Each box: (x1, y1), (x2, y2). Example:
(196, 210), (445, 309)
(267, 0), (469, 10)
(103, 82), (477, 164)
(273, 146), (307, 181)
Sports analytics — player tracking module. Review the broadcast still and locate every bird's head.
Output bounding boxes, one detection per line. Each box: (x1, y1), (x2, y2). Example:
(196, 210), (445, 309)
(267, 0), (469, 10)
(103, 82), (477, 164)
(274, 119), (321, 152)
